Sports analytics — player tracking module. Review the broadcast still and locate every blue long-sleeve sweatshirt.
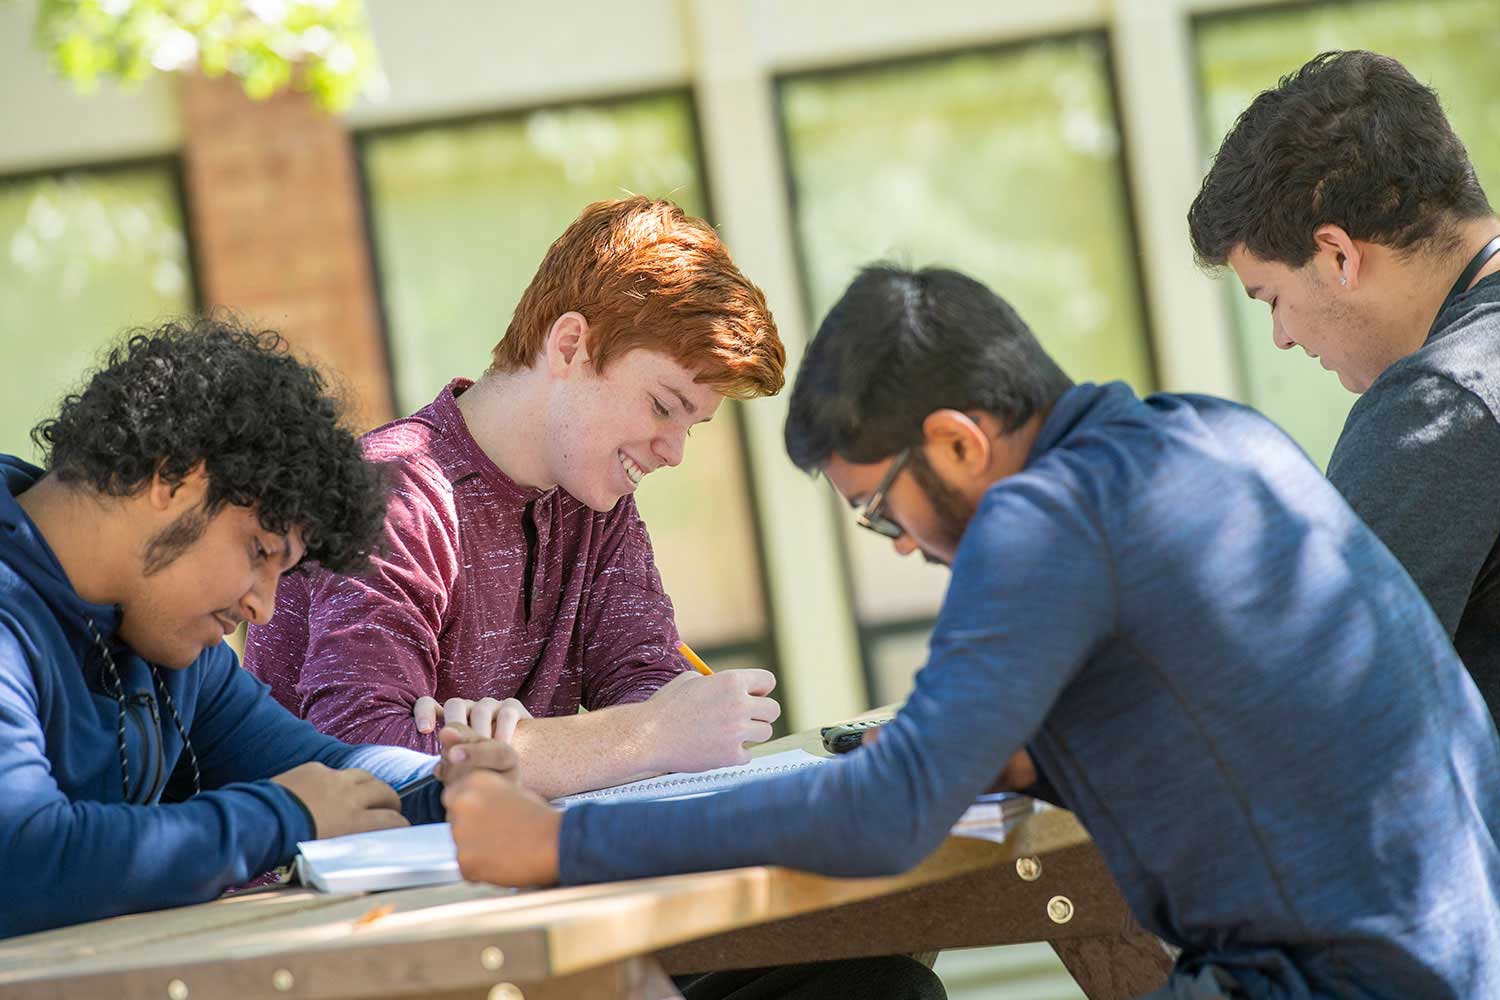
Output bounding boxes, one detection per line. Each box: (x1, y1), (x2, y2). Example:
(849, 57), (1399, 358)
(0, 456), (444, 939)
(561, 383), (1500, 998)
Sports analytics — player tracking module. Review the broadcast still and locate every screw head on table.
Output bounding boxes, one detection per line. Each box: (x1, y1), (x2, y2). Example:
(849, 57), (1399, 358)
(480, 946), (506, 970)
(1015, 856), (1042, 881)
(166, 979), (189, 1000)
(1046, 895), (1075, 924)
(272, 968), (295, 992)
(488, 985), (524, 1000)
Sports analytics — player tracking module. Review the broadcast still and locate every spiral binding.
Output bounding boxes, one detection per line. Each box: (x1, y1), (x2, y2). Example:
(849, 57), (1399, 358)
(565, 758), (821, 803)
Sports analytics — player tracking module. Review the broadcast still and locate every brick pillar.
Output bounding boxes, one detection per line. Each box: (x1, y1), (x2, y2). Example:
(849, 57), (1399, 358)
(179, 74), (395, 432)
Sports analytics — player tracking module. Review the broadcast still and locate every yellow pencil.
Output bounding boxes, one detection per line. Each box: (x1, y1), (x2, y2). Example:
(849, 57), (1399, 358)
(678, 641), (714, 676)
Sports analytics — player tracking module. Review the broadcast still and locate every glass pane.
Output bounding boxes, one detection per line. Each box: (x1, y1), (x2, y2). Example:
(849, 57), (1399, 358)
(362, 93), (768, 646)
(635, 412), (767, 648)
(1196, 0), (1500, 468)
(845, 526), (953, 625)
(867, 627), (935, 708)
(0, 166), (192, 461)
(691, 645), (775, 676)
(780, 37), (1153, 623)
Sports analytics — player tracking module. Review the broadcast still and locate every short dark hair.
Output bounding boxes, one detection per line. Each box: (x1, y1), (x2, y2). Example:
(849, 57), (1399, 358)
(31, 317), (387, 575)
(1189, 50), (1492, 269)
(784, 265), (1072, 472)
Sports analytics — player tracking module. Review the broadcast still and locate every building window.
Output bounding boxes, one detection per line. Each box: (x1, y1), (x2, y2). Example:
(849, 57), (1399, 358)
(779, 35), (1152, 702)
(0, 163), (193, 460)
(360, 93), (774, 671)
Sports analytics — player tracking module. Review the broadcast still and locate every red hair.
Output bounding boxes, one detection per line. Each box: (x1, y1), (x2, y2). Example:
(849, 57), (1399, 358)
(490, 197), (784, 399)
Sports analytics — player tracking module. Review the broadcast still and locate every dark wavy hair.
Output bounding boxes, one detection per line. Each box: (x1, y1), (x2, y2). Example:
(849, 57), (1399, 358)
(30, 316), (387, 575)
(1189, 50), (1492, 269)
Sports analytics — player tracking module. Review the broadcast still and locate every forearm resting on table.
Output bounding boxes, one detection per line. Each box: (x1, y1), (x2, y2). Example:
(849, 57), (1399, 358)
(505, 703), (661, 799)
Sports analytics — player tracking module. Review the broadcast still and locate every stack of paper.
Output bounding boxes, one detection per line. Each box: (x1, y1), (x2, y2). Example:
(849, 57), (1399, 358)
(949, 792), (1039, 844)
(296, 822), (460, 894)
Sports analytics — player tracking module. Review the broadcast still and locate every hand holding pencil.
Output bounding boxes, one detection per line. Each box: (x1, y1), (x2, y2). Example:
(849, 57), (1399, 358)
(644, 649), (781, 772)
(402, 641), (769, 799)
(678, 641), (714, 675)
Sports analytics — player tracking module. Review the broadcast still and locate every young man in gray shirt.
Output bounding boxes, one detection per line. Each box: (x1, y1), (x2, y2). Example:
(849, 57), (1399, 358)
(1190, 50), (1500, 719)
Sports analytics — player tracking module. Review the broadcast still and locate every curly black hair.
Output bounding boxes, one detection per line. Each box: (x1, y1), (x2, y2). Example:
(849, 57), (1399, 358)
(31, 316), (387, 575)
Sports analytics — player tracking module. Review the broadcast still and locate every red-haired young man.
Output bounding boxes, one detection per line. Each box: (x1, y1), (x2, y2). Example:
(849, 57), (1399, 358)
(244, 197), (786, 800)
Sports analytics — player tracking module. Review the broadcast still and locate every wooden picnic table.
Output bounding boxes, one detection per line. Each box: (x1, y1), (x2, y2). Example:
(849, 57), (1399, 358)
(0, 716), (1170, 1000)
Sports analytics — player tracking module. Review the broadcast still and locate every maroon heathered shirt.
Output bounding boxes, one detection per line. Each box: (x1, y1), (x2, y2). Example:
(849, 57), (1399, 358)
(243, 379), (686, 753)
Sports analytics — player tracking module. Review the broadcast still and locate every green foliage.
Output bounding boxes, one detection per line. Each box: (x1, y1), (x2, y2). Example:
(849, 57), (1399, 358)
(32, 0), (381, 111)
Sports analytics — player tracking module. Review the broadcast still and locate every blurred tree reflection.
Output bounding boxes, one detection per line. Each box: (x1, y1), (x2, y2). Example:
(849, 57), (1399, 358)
(779, 36), (1151, 700)
(0, 167), (192, 460)
(32, 0), (380, 110)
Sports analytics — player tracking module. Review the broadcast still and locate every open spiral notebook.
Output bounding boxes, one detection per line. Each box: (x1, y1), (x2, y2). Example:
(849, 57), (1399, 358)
(295, 748), (1034, 893)
(549, 748), (825, 807)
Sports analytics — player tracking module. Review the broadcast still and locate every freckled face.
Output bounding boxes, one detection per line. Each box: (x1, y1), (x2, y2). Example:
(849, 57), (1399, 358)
(543, 349), (723, 512)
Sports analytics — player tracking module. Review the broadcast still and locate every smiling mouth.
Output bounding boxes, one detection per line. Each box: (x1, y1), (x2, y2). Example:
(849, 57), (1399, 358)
(619, 450), (645, 486)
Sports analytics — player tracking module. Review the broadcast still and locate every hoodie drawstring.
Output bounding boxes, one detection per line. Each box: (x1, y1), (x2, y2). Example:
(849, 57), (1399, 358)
(85, 618), (202, 801)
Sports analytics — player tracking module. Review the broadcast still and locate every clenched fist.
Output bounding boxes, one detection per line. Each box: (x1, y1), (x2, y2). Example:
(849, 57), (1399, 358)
(270, 763), (407, 840)
(641, 669), (781, 774)
(444, 770), (562, 887)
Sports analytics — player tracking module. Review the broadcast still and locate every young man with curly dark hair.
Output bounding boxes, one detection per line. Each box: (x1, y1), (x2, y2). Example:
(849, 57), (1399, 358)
(0, 318), (514, 939)
(1190, 50), (1500, 722)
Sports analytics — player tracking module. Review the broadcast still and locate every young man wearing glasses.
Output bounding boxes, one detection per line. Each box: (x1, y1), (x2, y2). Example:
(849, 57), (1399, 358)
(437, 265), (1500, 999)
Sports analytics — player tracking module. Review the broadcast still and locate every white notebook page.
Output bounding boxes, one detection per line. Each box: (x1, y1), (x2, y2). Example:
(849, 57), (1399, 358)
(549, 748), (828, 809)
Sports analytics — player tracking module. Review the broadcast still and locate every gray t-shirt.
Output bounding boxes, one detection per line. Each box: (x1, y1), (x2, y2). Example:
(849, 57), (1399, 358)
(1328, 271), (1500, 720)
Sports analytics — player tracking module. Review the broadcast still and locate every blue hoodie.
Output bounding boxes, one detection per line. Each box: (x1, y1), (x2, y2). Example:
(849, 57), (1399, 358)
(0, 456), (444, 938)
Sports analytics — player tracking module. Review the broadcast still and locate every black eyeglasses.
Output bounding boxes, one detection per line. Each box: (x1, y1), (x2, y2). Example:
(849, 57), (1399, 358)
(855, 448), (911, 539)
